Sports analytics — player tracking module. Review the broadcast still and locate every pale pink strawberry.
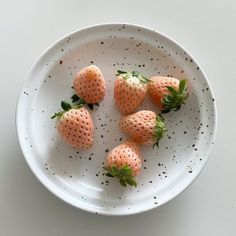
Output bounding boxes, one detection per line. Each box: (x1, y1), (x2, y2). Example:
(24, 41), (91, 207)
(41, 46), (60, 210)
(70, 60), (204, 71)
(148, 76), (188, 113)
(51, 101), (94, 149)
(120, 110), (167, 147)
(73, 65), (106, 104)
(104, 140), (142, 187)
(114, 70), (149, 115)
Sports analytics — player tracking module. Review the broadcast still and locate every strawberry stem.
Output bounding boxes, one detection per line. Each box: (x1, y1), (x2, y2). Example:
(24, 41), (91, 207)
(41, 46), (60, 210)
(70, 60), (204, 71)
(104, 165), (137, 187)
(161, 79), (188, 113)
(50, 111), (64, 119)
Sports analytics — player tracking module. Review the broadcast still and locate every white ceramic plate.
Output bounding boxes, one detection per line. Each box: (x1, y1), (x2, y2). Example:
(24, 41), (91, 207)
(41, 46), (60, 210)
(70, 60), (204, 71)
(16, 23), (217, 215)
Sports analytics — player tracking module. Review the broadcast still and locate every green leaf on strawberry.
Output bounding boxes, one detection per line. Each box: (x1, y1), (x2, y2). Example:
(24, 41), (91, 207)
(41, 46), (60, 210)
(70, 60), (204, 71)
(161, 79), (188, 113)
(119, 179), (127, 187)
(87, 103), (99, 111)
(61, 101), (72, 111)
(153, 114), (167, 148)
(71, 94), (99, 111)
(116, 70), (150, 84)
(104, 165), (137, 187)
(71, 94), (85, 105)
(71, 94), (80, 103)
(51, 100), (83, 119)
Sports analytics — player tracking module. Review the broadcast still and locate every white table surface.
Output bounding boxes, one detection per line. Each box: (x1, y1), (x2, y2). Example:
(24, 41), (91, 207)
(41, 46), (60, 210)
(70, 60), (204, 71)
(1, 0), (235, 235)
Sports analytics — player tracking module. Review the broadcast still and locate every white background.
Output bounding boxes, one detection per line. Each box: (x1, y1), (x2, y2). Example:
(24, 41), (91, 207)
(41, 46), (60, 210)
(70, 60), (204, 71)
(1, 0), (235, 235)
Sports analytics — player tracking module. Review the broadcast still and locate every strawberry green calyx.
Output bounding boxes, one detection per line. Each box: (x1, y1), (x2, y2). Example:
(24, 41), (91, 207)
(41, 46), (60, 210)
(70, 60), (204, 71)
(116, 70), (150, 84)
(71, 94), (85, 104)
(153, 114), (167, 148)
(104, 165), (137, 187)
(51, 101), (82, 119)
(161, 79), (188, 114)
(71, 94), (99, 111)
(61, 100), (72, 111)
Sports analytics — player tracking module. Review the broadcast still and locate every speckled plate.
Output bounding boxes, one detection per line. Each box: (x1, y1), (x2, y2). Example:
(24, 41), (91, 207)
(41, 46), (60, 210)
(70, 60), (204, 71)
(16, 23), (217, 215)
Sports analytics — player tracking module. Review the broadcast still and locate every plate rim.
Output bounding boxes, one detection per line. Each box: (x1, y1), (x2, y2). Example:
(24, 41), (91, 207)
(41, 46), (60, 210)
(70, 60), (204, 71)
(16, 22), (217, 215)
